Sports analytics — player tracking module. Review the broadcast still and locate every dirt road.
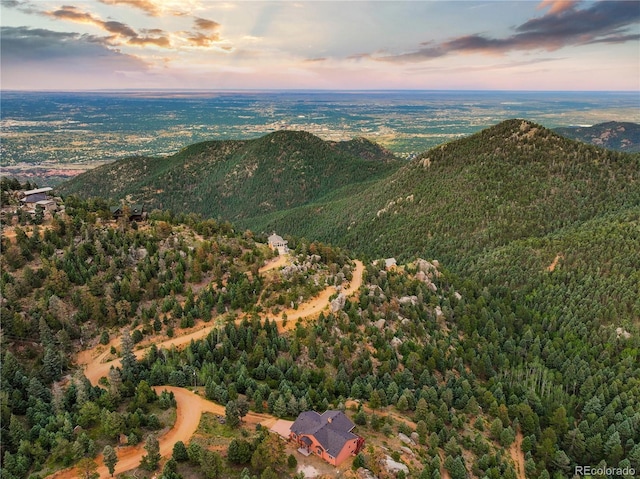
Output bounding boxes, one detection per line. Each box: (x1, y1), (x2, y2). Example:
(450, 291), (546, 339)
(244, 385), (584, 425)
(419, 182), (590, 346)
(272, 259), (365, 329)
(81, 324), (218, 386)
(81, 260), (364, 384)
(258, 254), (290, 273)
(49, 258), (366, 479)
(47, 386), (275, 479)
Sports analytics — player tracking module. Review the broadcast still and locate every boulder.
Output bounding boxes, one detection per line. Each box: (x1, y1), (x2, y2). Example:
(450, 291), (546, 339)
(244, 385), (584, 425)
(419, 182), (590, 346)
(383, 456), (409, 474)
(399, 296), (417, 305)
(330, 293), (346, 313)
(415, 270), (437, 291)
(400, 446), (414, 456)
(398, 432), (415, 445)
(355, 468), (377, 479)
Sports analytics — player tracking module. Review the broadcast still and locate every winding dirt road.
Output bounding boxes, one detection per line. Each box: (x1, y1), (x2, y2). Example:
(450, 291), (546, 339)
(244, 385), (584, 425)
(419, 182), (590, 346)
(82, 259), (364, 384)
(272, 259), (365, 329)
(47, 387), (275, 479)
(48, 258), (365, 478)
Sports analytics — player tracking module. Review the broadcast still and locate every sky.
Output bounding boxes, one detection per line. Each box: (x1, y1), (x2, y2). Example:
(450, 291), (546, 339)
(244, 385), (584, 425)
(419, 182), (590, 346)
(1, 0), (639, 91)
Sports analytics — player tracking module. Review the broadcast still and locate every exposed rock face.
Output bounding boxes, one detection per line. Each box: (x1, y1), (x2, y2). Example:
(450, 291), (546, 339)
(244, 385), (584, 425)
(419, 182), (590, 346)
(398, 432), (415, 445)
(400, 446), (414, 456)
(330, 293), (346, 312)
(415, 271), (437, 292)
(399, 295), (418, 305)
(128, 246), (148, 263)
(415, 258), (440, 276)
(383, 455), (409, 474)
(374, 319), (386, 329)
(616, 327), (632, 339)
(354, 467), (378, 479)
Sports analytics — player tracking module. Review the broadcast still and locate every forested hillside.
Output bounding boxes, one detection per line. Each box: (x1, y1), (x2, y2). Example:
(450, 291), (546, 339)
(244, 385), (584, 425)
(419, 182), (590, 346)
(58, 131), (400, 222)
(249, 120), (639, 262)
(1, 198), (638, 479)
(554, 121), (640, 152)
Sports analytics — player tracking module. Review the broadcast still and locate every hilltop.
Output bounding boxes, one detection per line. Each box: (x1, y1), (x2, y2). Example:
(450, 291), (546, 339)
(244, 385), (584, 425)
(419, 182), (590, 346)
(58, 131), (400, 221)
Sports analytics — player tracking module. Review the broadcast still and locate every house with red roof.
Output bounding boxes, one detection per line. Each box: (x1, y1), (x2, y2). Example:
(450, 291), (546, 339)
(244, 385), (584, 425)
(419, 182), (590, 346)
(289, 410), (364, 466)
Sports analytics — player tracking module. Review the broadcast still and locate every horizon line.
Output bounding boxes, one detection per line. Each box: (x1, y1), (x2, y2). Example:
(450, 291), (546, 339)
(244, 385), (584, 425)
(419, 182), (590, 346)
(1, 88), (638, 94)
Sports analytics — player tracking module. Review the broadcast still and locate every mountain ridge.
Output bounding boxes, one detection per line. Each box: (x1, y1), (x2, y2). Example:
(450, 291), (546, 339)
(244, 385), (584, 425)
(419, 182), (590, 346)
(58, 130), (401, 221)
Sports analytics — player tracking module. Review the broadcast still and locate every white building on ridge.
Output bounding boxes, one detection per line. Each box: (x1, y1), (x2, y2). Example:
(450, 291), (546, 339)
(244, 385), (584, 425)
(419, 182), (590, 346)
(268, 232), (289, 255)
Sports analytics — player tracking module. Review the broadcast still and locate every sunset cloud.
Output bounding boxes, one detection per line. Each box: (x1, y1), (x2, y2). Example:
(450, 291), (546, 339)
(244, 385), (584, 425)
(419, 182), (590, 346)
(97, 0), (160, 16)
(98, 0), (204, 17)
(45, 5), (172, 49)
(0, 25), (147, 67)
(377, 0), (640, 63)
(1, 0), (637, 90)
(194, 17), (220, 31)
(538, 0), (578, 15)
(43, 5), (228, 50)
(183, 16), (227, 47)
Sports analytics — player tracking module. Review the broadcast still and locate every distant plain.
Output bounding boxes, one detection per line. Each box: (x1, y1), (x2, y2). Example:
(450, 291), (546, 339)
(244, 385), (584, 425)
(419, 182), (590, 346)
(1, 90), (638, 181)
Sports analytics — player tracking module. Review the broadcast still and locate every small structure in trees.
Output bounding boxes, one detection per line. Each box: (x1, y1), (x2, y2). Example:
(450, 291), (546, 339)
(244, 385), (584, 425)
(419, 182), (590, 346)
(20, 187), (53, 205)
(110, 203), (147, 221)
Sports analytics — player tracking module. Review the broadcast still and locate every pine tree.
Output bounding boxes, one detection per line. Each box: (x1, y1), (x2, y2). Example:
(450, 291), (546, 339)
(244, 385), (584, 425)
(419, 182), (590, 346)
(42, 346), (62, 383)
(120, 329), (137, 380)
(273, 395), (287, 418)
(200, 450), (222, 479)
(172, 440), (188, 462)
(103, 445), (118, 477)
(225, 400), (240, 428)
(77, 458), (99, 479)
(108, 367), (122, 401)
(253, 390), (264, 413)
(141, 434), (161, 471)
(237, 397), (250, 422)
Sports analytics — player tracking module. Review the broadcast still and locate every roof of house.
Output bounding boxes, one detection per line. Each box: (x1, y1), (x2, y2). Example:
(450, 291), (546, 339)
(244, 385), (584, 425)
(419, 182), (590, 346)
(291, 410), (358, 457)
(23, 187), (53, 196)
(110, 204), (144, 215)
(130, 204), (144, 215)
(268, 233), (286, 244)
